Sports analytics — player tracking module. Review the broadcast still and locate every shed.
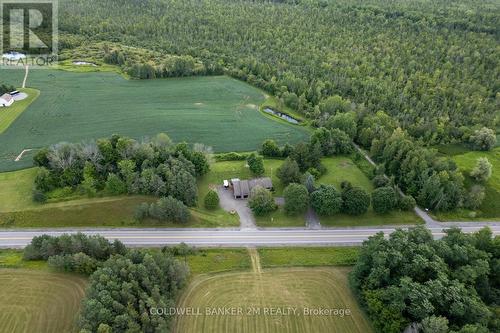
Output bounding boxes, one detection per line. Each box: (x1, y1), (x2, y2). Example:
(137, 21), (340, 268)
(0, 94), (13, 107)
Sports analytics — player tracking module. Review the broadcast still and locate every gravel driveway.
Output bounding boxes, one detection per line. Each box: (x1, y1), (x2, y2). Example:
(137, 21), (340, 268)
(217, 186), (256, 229)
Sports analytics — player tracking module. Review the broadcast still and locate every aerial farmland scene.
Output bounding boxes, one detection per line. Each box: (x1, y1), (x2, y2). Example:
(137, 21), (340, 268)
(0, 0), (498, 332)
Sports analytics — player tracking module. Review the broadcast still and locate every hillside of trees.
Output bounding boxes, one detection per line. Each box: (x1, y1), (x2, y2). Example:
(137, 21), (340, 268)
(58, 0), (499, 145)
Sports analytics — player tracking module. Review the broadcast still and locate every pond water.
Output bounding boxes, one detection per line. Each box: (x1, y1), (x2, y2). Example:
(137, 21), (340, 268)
(263, 107), (300, 124)
(73, 61), (97, 66)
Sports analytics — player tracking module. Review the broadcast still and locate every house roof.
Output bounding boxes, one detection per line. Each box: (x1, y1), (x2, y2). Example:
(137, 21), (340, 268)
(249, 177), (273, 190)
(240, 180), (250, 197)
(0, 94), (13, 102)
(233, 180), (242, 197)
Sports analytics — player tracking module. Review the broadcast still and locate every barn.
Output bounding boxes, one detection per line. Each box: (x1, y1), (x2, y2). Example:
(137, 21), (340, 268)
(0, 94), (14, 107)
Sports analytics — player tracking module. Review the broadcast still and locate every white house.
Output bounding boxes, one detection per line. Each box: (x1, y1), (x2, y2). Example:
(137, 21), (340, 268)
(0, 94), (14, 107)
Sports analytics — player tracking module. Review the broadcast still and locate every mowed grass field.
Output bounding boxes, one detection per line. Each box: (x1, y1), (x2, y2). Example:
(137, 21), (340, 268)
(0, 269), (87, 333)
(0, 69), (308, 171)
(435, 147), (500, 221)
(173, 267), (373, 333)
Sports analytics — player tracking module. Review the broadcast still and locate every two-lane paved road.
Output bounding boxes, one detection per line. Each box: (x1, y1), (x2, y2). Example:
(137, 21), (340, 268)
(1, 226), (499, 248)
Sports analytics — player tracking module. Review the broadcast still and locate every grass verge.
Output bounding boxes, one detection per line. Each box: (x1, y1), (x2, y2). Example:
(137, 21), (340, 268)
(258, 247), (360, 268)
(255, 207), (305, 227)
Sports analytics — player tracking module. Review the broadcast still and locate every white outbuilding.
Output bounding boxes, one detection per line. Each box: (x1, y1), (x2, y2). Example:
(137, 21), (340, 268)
(0, 94), (14, 107)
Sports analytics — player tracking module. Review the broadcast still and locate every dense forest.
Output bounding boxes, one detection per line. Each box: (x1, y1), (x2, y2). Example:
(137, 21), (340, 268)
(350, 226), (500, 333)
(58, 0), (499, 145)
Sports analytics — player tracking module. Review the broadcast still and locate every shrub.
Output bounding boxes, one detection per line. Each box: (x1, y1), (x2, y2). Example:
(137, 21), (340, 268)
(470, 157), (492, 183)
(311, 185), (342, 216)
(204, 190), (220, 210)
(399, 195), (416, 211)
(148, 196), (190, 223)
(134, 202), (150, 220)
(340, 180), (352, 191)
(277, 157), (302, 186)
(372, 174), (390, 188)
(469, 127), (496, 151)
(284, 183), (309, 215)
(34, 167), (55, 192)
(464, 185), (485, 210)
(371, 186), (397, 214)
(32, 189), (47, 203)
(304, 172), (316, 193)
(247, 153), (265, 176)
(214, 152), (249, 161)
(342, 186), (370, 215)
(104, 173), (126, 195)
(261, 139), (281, 157)
(33, 148), (50, 168)
(248, 186), (277, 216)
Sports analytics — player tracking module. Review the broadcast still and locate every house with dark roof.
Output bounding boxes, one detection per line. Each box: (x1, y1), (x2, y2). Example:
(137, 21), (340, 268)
(230, 177), (273, 199)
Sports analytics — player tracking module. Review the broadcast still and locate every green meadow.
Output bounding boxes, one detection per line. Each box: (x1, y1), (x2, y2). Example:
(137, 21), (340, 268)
(435, 147), (500, 221)
(0, 69), (308, 171)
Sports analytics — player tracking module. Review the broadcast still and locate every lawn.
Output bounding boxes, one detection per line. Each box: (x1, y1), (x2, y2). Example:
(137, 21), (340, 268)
(173, 267), (373, 333)
(317, 156), (422, 226)
(0, 195), (239, 228)
(434, 147), (500, 221)
(0, 88), (40, 134)
(0, 69), (309, 171)
(0, 269), (87, 333)
(317, 156), (373, 191)
(258, 247), (360, 267)
(255, 207), (305, 227)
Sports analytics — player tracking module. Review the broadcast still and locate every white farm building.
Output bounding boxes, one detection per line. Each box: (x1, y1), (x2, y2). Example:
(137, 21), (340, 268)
(0, 94), (14, 107)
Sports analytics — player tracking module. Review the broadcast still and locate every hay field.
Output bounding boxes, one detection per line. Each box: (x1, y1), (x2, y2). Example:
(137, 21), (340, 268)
(0, 269), (87, 333)
(173, 267), (373, 333)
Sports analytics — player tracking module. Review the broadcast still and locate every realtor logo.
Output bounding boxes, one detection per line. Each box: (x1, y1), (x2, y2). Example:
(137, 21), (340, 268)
(0, 0), (58, 66)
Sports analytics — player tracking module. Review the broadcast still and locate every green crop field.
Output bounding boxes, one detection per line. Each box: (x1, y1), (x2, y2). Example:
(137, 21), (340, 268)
(0, 269), (87, 333)
(173, 267), (373, 333)
(0, 69), (308, 171)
